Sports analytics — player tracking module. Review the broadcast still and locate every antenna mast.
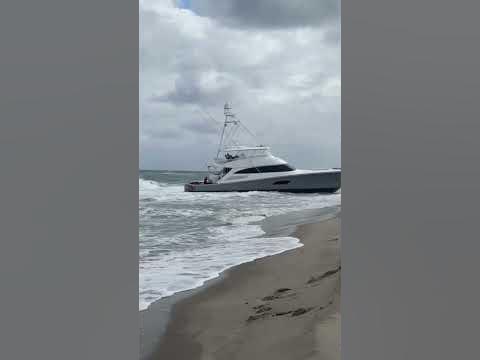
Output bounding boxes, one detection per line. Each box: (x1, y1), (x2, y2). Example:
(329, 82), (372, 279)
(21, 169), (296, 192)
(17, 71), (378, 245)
(216, 102), (237, 159)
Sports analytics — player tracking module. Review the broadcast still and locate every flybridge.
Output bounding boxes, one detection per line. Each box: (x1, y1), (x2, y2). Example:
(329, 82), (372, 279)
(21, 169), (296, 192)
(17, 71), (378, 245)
(224, 146), (269, 151)
(221, 146), (271, 161)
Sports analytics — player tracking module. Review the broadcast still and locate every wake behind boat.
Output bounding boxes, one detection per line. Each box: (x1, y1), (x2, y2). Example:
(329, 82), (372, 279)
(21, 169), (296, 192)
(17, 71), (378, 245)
(184, 104), (341, 193)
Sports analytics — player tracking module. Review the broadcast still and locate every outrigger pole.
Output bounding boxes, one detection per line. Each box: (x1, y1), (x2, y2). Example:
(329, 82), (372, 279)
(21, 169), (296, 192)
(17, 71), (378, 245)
(215, 102), (260, 159)
(216, 102), (236, 159)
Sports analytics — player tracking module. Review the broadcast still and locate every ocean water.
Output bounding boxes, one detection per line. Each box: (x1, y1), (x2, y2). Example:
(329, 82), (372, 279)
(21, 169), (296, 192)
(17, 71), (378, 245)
(139, 170), (341, 310)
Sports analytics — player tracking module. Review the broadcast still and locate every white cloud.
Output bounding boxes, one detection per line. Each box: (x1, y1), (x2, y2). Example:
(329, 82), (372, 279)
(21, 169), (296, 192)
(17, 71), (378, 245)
(140, 0), (340, 170)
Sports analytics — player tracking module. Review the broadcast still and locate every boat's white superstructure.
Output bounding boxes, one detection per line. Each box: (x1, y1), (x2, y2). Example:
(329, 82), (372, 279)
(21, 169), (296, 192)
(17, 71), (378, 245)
(185, 104), (341, 193)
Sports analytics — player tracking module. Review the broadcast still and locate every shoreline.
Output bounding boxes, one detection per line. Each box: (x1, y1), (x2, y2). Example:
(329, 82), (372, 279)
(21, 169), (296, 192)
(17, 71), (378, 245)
(142, 206), (340, 360)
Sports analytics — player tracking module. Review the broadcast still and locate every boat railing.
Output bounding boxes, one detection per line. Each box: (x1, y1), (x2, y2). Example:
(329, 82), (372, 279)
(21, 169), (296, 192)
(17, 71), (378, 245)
(218, 148), (271, 161)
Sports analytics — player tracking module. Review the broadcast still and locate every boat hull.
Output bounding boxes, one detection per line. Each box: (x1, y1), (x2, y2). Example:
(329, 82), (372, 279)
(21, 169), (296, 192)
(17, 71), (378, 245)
(184, 170), (341, 193)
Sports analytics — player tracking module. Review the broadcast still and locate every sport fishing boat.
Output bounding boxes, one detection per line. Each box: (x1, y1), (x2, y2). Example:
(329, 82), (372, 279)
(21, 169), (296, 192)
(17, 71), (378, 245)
(184, 103), (341, 193)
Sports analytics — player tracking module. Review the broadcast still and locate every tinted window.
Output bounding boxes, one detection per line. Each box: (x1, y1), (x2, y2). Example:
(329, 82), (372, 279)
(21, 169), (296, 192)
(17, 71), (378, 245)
(236, 164), (294, 174)
(223, 167), (232, 174)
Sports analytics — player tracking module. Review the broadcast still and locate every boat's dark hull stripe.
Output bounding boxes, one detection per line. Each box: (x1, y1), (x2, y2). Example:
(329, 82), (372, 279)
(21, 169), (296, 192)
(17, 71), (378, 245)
(184, 171), (341, 193)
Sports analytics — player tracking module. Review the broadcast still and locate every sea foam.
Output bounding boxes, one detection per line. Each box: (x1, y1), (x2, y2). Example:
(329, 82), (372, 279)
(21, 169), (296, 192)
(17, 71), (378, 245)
(139, 176), (340, 310)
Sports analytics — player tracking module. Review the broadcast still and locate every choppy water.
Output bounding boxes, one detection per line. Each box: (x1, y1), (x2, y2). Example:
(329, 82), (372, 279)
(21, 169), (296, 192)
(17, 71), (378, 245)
(139, 170), (340, 310)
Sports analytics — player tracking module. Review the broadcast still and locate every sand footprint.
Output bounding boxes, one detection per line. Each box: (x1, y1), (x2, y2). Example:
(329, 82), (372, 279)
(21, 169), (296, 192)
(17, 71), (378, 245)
(307, 266), (341, 285)
(261, 287), (294, 301)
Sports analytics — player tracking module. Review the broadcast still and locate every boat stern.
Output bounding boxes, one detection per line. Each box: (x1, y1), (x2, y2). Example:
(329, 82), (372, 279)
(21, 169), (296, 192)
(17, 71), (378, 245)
(184, 181), (214, 192)
(184, 182), (199, 192)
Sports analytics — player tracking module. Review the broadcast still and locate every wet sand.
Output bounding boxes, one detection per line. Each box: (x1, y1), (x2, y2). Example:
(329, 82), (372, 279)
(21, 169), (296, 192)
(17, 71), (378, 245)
(148, 214), (341, 360)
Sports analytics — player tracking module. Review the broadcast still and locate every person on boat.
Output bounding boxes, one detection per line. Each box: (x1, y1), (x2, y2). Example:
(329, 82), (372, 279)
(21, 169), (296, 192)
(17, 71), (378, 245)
(204, 176), (209, 184)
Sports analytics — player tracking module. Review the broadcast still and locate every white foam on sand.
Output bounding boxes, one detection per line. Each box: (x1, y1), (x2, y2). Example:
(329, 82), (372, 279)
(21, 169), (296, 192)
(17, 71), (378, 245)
(139, 178), (340, 311)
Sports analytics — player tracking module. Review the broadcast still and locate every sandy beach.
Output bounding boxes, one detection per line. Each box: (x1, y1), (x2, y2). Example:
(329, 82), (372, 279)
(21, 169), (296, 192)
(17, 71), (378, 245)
(146, 212), (341, 360)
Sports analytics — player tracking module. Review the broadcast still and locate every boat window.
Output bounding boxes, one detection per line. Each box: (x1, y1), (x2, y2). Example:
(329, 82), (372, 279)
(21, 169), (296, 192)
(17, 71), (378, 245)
(223, 167), (232, 174)
(235, 164), (295, 174)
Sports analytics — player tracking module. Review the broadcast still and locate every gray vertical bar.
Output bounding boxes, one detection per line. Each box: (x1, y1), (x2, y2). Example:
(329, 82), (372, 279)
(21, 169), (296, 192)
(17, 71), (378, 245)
(0, 1), (138, 359)
(343, 1), (480, 359)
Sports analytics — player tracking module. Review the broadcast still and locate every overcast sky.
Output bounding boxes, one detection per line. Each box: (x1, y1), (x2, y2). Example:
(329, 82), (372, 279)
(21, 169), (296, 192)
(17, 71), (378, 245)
(140, 0), (340, 170)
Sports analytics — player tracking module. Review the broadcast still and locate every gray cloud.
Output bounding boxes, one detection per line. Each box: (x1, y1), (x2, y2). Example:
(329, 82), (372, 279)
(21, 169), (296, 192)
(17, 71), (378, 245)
(140, 0), (340, 170)
(190, 0), (340, 29)
(149, 70), (236, 106)
(141, 124), (183, 140)
(153, 128), (183, 139)
(181, 118), (220, 135)
(323, 25), (341, 45)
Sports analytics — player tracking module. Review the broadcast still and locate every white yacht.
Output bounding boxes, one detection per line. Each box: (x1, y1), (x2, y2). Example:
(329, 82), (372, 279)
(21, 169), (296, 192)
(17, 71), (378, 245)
(184, 104), (341, 193)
